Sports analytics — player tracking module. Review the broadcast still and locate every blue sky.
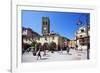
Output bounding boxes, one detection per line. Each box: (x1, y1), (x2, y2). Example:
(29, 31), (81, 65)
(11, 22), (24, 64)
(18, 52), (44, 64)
(22, 10), (90, 40)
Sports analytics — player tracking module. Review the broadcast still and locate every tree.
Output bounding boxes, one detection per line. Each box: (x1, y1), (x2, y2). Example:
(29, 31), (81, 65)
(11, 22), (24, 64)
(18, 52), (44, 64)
(50, 42), (56, 53)
(36, 43), (42, 51)
(42, 43), (49, 55)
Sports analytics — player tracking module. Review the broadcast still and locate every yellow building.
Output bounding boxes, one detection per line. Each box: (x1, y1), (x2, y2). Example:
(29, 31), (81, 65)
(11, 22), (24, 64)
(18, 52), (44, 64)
(35, 32), (69, 50)
(68, 40), (76, 48)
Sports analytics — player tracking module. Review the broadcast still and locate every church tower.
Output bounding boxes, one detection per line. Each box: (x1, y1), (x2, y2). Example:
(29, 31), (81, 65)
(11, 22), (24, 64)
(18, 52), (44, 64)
(42, 17), (50, 36)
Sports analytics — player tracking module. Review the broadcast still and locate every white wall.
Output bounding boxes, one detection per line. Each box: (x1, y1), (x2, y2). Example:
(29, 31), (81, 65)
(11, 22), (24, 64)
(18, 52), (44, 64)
(0, 0), (100, 73)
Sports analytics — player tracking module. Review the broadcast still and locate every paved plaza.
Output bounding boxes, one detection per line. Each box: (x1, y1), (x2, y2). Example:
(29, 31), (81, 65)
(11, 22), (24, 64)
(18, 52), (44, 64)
(22, 49), (87, 62)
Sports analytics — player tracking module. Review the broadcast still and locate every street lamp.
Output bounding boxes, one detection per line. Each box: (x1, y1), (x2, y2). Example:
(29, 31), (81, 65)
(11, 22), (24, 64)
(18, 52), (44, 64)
(76, 14), (90, 59)
(86, 14), (90, 59)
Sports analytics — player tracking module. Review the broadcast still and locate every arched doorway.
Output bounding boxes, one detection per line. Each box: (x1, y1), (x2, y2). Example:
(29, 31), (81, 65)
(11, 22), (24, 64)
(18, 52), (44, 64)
(42, 43), (49, 55)
(50, 42), (57, 53)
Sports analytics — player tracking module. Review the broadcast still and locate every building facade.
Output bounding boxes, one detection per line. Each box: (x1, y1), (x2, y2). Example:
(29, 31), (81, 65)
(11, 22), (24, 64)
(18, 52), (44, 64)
(75, 26), (90, 50)
(39, 17), (70, 50)
(22, 27), (40, 48)
(22, 17), (70, 51)
(35, 32), (69, 50)
(68, 40), (76, 48)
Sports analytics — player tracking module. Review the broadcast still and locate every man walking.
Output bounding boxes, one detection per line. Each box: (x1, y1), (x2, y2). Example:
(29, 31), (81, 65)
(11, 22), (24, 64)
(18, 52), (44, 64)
(36, 43), (42, 60)
(37, 49), (41, 60)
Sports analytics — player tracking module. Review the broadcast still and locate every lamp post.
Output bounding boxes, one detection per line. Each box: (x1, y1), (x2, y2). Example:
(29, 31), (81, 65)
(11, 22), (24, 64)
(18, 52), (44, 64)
(76, 14), (90, 59)
(86, 14), (90, 59)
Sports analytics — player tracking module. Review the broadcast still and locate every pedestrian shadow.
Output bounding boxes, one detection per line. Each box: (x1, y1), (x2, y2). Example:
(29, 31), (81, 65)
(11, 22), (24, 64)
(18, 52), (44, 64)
(43, 53), (51, 57)
(45, 54), (51, 57)
(77, 51), (86, 54)
(63, 53), (72, 55)
(41, 58), (48, 60)
(68, 53), (72, 55)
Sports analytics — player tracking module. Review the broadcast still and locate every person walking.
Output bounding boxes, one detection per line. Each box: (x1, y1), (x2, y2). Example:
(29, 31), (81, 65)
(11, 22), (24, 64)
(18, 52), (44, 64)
(31, 42), (36, 56)
(37, 49), (41, 60)
(36, 44), (42, 60)
(64, 41), (69, 54)
(60, 46), (63, 54)
(66, 46), (71, 55)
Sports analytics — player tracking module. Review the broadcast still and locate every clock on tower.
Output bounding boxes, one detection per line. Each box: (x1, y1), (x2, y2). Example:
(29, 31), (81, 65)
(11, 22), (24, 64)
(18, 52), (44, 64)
(42, 17), (50, 36)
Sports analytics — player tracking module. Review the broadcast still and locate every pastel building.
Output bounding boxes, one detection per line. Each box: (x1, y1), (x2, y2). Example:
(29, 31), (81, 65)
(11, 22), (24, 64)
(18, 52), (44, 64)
(75, 26), (90, 50)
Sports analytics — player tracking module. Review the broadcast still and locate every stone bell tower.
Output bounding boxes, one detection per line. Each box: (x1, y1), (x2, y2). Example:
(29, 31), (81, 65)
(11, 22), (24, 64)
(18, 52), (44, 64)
(42, 17), (50, 36)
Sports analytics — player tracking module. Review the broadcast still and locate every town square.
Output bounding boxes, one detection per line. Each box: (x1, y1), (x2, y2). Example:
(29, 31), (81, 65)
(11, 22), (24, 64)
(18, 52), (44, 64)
(22, 10), (90, 62)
